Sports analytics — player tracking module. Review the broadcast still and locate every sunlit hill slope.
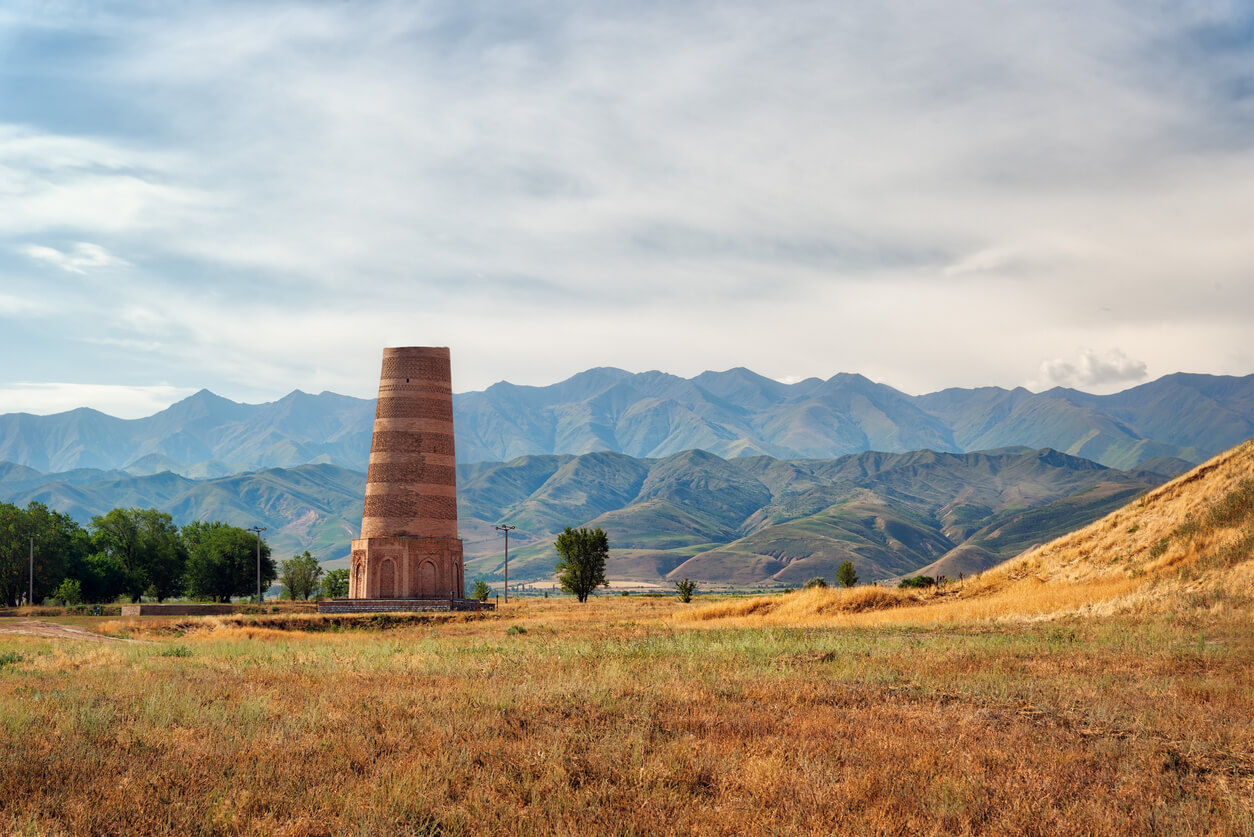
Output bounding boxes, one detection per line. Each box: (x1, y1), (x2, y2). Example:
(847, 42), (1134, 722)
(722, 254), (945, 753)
(687, 438), (1254, 625)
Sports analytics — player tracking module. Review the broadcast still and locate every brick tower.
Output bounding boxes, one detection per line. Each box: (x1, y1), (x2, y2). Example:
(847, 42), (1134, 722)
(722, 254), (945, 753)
(348, 346), (464, 599)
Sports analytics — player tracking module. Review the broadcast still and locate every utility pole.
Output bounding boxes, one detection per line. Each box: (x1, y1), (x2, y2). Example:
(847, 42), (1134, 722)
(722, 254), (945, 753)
(247, 526), (267, 603)
(495, 524), (515, 604)
(28, 534), (34, 607)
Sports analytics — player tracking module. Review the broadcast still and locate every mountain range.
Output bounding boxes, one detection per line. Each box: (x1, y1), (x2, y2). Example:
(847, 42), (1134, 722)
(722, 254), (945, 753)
(1, 366), (1247, 587)
(0, 447), (1170, 587)
(1, 369), (1249, 476)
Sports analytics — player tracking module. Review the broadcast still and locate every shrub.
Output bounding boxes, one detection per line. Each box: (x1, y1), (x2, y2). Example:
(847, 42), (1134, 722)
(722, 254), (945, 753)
(470, 580), (492, 602)
(506, 625), (527, 636)
(1175, 517), (1202, 540)
(675, 578), (698, 603)
(802, 577), (828, 590)
(898, 575), (936, 589)
(52, 578), (83, 606)
(836, 561), (858, 588)
(1206, 479), (1254, 529)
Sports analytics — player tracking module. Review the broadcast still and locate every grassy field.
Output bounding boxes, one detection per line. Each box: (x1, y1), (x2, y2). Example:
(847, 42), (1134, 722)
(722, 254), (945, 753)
(2, 443), (1251, 835)
(1, 597), (1252, 835)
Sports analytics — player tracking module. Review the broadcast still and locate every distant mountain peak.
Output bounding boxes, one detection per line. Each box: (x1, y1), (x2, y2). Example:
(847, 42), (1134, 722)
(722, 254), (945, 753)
(0, 368), (1250, 475)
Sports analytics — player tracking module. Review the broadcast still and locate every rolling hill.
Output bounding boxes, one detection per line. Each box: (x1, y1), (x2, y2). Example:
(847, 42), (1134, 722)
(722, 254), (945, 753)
(687, 437), (1254, 625)
(455, 446), (1166, 586)
(0, 446), (1166, 587)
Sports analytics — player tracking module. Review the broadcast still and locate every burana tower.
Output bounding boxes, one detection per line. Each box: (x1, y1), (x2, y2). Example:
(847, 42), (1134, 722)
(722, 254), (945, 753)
(348, 346), (464, 600)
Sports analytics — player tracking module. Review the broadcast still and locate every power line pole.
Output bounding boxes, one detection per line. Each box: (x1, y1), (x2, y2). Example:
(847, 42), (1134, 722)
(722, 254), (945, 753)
(28, 533), (34, 607)
(247, 526), (267, 604)
(495, 524), (515, 604)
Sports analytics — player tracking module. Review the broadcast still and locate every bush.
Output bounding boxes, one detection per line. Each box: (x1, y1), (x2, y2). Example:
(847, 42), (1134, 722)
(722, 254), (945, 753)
(675, 578), (698, 603)
(470, 580), (492, 602)
(506, 625), (527, 636)
(898, 575), (936, 589)
(836, 561), (858, 588)
(52, 578), (83, 606)
(802, 577), (828, 590)
(1206, 479), (1254, 529)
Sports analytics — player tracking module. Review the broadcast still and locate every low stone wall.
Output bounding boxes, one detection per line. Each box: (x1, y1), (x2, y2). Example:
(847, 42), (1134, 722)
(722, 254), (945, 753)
(120, 603), (235, 616)
(316, 598), (494, 614)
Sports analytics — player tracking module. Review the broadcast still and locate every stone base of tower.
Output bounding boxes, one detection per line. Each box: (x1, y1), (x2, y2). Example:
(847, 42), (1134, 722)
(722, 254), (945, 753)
(348, 536), (465, 600)
(316, 597), (493, 614)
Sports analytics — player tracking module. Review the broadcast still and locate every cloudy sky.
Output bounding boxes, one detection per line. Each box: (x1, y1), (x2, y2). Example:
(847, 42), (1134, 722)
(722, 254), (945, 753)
(1, 1), (1251, 417)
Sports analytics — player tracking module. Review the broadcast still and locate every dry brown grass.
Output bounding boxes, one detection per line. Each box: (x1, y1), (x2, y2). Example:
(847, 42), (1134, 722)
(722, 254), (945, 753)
(689, 585), (916, 625)
(93, 610), (477, 641)
(1, 440), (1251, 834)
(686, 439), (1254, 629)
(1, 597), (1251, 835)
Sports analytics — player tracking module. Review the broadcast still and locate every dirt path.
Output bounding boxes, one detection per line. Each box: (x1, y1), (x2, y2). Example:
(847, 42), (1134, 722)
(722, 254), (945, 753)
(0, 619), (137, 643)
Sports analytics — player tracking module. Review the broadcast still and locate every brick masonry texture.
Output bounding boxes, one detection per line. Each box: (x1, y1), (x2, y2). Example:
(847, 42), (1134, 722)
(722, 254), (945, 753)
(369, 431), (456, 456)
(366, 462), (457, 487)
(352, 347), (466, 599)
(362, 493), (457, 522)
(373, 396), (454, 421)
(379, 355), (451, 383)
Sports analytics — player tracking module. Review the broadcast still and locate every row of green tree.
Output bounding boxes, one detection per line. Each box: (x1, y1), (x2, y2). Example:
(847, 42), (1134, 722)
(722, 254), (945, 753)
(0, 501), (341, 606)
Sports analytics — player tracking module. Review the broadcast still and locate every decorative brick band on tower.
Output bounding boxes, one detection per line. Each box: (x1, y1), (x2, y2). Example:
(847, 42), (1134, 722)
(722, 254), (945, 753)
(348, 347), (464, 600)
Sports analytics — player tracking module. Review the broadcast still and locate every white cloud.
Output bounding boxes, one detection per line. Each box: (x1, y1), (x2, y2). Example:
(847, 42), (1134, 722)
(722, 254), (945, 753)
(0, 294), (45, 316)
(20, 242), (129, 274)
(0, 1), (1248, 402)
(1035, 349), (1150, 391)
(0, 383), (199, 419)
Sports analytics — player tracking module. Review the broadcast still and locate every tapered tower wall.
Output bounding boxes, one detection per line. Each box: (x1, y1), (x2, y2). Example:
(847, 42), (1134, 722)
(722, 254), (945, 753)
(349, 347), (464, 599)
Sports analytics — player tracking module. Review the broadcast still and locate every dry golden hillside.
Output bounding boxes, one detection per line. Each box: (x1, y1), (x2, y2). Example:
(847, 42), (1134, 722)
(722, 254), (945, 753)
(685, 438), (1254, 627)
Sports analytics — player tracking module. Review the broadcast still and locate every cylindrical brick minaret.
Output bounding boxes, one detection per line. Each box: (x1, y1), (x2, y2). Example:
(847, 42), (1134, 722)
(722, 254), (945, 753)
(349, 347), (464, 600)
(361, 347), (458, 539)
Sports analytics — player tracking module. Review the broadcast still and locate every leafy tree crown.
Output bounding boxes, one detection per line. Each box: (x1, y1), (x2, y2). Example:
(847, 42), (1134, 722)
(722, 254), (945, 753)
(554, 526), (610, 603)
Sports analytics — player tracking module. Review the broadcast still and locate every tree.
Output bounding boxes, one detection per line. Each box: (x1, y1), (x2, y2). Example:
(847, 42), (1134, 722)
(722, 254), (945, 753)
(836, 561), (859, 588)
(470, 580), (492, 602)
(76, 552), (131, 604)
(52, 578), (82, 606)
(803, 577), (828, 589)
(554, 526), (609, 603)
(91, 508), (187, 601)
(182, 522), (275, 602)
(280, 551), (323, 600)
(320, 568), (350, 599)
(0, 502), (90, 606)
(674, 578), (697, 603)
